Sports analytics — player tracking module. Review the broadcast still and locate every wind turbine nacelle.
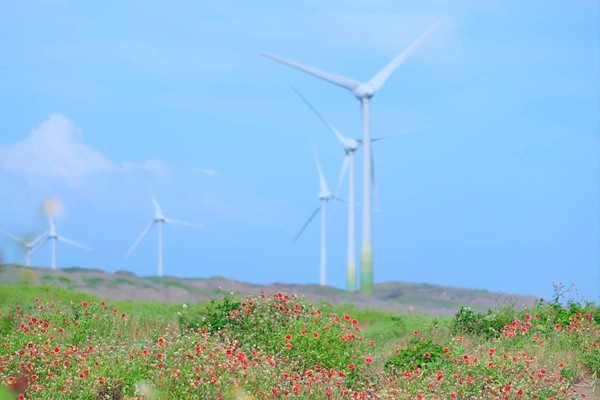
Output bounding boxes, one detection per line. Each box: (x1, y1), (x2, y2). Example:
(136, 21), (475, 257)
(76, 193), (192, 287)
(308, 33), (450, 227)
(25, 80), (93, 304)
(352, 84), (376, 100)
(318, 192), (334, 201)
(344, 140), (361, 152)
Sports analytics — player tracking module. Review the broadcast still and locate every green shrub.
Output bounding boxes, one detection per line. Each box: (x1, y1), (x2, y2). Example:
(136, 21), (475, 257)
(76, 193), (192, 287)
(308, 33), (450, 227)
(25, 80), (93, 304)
(451, 305), (517, 339)
(384, 337), (446, 374)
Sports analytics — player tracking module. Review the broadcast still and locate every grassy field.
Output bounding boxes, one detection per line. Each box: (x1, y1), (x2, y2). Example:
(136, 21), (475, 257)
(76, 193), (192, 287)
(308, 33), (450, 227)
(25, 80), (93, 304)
(0, 284), (597, 399)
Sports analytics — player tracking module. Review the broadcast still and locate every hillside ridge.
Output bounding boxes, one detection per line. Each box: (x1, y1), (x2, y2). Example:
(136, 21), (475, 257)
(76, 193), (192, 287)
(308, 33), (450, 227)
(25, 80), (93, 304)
(0, 264), (540, 316)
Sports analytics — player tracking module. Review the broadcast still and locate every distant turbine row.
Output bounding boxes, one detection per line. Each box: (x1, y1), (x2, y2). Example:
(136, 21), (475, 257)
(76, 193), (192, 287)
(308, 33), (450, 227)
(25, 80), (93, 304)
(263, 19), (441, 294)
(290, 88), (427, 291)
(2, 188), (201, 277)
(2, 217), (91, 269)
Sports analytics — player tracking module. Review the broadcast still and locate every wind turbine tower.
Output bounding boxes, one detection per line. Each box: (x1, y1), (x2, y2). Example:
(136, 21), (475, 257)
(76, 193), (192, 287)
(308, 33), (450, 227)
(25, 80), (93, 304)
(293, 144), (339, 286)
(263, 20), (441, 294)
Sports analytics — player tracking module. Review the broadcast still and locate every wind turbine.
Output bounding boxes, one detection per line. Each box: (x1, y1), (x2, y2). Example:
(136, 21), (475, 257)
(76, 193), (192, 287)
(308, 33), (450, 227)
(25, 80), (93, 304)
(126, 188), (202, 277)
(263, 20), (441, 294)
(1, 231), (47, 266)
(292, 87), (428, 292)
(294, 143), (340, 287)
(35, 217), (93, 269)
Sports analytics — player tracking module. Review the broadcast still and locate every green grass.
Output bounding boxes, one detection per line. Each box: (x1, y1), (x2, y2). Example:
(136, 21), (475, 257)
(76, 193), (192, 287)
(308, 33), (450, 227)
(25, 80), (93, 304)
(0, 284), (100, 307)
(62, 267), (106, 273)
(107, 276), (137, 287)
(39, 275), (55, 283)
(56, 276), (74, 289)
(82, 277), (106, 289)
(115, 270), (138, 277)
(144, 276), (196, 291)
(395, 296), (461, 309)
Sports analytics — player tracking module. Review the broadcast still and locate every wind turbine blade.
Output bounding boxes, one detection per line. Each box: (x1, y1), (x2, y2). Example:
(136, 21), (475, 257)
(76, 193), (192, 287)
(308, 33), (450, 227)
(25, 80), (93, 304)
(164, 218), (203, 229)
(371, 126), (430, 142)
(1, 232), (24, 244)
(126, 222), (155, 258)
(335, 155), (350, 195)
(350, 201), (381, 212)
(290, 85), (349, 145)
(149, 187), (163, 216)
(57, 236), (93, 251)
(48, 216), (56, 230)
(29, 230), (49, 249)
(262, 52), (360, 91)
(367, 19), (442, 93)
(36, 236), (51, 250)
(311, 142), (330, 194)
(292, 206), (321, 243)
(28, 237), (44, 258)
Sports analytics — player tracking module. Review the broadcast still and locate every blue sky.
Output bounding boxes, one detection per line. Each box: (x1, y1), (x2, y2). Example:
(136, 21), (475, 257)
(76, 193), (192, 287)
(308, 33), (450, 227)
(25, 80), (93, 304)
(0, 1), (598, 302)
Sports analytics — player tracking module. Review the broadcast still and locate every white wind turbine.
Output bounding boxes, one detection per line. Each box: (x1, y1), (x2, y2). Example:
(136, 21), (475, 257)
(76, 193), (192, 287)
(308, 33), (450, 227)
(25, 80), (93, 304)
(263, 20), (441, 294)
(292, 87), (428, 292)
(35, 216), (93, 269)
(293, 143), (340, 287)
(1, 231), (47, 266)
(126, 188), (202, 277)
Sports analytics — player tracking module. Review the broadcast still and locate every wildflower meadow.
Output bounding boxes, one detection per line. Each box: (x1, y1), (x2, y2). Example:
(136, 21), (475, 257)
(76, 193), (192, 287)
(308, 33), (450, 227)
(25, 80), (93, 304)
(0, 284), (597, 399)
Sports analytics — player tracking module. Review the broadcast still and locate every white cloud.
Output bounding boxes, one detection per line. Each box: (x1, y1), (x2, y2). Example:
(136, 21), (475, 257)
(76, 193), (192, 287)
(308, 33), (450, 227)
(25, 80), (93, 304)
(0, 113), (117, 187)
(122, 159), (172, 182)
(192, 167), (220, 178)
(0, 114), (178, 190)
